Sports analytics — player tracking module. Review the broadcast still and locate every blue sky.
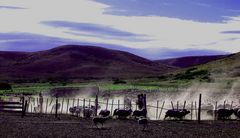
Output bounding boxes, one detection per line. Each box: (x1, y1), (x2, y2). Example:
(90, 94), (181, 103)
(0, 0), (240, 59)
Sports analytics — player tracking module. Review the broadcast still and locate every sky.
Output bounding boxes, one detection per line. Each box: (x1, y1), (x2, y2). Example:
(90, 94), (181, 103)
(0, 0), (240, 59)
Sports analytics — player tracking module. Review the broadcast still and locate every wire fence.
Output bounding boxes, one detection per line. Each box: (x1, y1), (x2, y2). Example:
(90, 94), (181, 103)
(0, 94), (239, 121)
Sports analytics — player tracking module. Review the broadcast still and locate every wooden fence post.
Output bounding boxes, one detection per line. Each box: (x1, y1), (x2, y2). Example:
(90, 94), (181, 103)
(89, 99), (91, 109)
(156, 100), (159, 120)
(55, 96), (58, 118)
(183, 101), (186, 110)
(198, 94), (202, 124)
(66, 99), (69, 114)
(106, 99), (109, 110)
(111, 99), (114, 115)
(230, 101), (233, 109)
(215, 101), (218, 120)
(21, 96), (25, 118)
(95, 95), (98, 116)
(177, 101), (179, 111)
(190, 101), (193, 120)
(158, 101), (165, 120)
(72, 98), (75, 107)
(118, 99), (120, 109)
(223, 100), (226, 109)
(195, 101), (197, 120)
(171, 101), (174, 110)
(83, 99), (85, 117)
(61, 98), (64, 114)
(77, 99), (80, 107)
(24, 100), (27, 116)
(45, 98), (48, 114)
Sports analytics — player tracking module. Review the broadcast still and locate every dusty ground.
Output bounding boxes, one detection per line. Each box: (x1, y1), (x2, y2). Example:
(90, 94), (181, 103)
(1, 113), (240, 138)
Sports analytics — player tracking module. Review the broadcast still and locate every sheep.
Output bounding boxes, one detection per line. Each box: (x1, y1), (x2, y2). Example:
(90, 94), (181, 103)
(132, 108), (147, 118)
(83, 107), (94, 118)
(138, 116), (148, 131)
(99, 109), (110, 117)
(164, 109), (190, 120)
(113, 108), (132, 119)
(217, 109), (234, 120)
(233, 108), (240, 118)
(92, 116), (109, 128)
(69, 106), (82, 116)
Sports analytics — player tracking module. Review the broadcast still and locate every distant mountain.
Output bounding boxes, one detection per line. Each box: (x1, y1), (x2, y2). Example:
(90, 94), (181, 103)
(155, 55), (228, 68)
(0, 45), (174, 82)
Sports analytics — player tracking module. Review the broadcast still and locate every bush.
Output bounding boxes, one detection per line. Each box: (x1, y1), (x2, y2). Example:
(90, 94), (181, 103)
(0, 83), (12, 90)
(113, 79), (127, 84)
(174, 69), (209, 80)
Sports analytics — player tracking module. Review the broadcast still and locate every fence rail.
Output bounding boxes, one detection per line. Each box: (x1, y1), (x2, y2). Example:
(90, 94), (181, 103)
(0, 94), (239, 122)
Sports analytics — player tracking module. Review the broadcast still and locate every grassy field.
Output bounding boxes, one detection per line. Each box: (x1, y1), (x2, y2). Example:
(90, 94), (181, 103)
(0, 78), (193, 95)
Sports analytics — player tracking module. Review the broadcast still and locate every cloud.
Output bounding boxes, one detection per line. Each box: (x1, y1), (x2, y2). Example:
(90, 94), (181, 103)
(0, 33), (75, 51)
(0, 6), (26, 10)
(41, 21), (150, 42)
(0, 0), (240, 55)
(221, 30), (240, 34)
(95, 0), (240, 23)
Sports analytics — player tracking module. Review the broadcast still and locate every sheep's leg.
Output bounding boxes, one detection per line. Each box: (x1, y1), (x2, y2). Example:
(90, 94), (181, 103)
(143, 124), (146, 131)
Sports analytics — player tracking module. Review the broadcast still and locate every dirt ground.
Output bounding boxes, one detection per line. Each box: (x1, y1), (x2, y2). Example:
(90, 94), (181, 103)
(1, 113), (240, 138)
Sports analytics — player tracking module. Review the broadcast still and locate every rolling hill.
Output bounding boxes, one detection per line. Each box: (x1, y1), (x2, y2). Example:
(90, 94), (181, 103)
(0, 45), (175, 82)
(156, 55), (228, 68)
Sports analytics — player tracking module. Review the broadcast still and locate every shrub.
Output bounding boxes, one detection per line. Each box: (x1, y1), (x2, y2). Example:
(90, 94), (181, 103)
(113, 79), (127, 84)
(0, 83), (12, 90)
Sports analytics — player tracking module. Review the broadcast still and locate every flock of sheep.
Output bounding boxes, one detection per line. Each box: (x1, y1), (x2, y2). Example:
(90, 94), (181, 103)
(69, 105), (148, 130)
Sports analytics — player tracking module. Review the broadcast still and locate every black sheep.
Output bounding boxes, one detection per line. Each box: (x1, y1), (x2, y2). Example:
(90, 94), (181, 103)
(217, 109), (234, 120)
(99, 109), (110, 117)
(164, 109), (190, 120)
(113, 109), (132, 118)
(233, 108), (240, 118)
(92, 116), (108, 128)
(133, 109), (147, 118)
(138, 117), (148, 131)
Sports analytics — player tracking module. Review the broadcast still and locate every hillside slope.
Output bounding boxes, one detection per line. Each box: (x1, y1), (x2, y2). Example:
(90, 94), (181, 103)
(0, 45), (174, 82)
(156, 55), (227, 68)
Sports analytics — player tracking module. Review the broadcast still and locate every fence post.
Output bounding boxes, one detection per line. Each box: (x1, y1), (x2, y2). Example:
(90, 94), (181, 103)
(72, 98), (75, 107)
(21, 96), (25, 118)
(191, 101), (193, 120)
(171, 101), (174, 110)
(61, 98), (64, 114)
(156, 100), (159, 120)
(66, 99), (69, 114)
(55, 96), (58, 118)
(183, 101), (186, 110)
(118, 99), (120, 109)
(45, 98), (48, 114)
(88, 99), (91, 109)
(106, 98), (109, 110)
(111, 99), (114, 115)
(195, 101), (197, 120)
(177, 101), (179, 111)
(223, 100), (226, 109)
(83, 99), (85, 117)
(158, 101), (165, 120)
(198, 94), (202, 124)
(215, 101), (218, 120)
(230, 101), (233, 109)
(95, 95), (98, 116)
(77, 99), (80, 107)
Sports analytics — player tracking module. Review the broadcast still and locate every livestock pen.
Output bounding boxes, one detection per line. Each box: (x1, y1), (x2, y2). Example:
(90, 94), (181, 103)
(1, 93), (240, 122)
